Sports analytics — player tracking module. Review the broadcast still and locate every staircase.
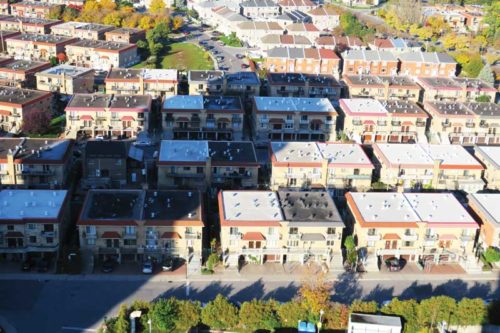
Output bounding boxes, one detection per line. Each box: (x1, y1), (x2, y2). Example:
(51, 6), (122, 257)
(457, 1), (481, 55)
(187, 253), (201, 275)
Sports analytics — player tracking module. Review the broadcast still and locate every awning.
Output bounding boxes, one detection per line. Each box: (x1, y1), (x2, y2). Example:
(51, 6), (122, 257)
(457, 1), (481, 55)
(383, 233), (401, 240)
(161, 232), (182, 239)
(301, 233), (325, 241)
(363, 120), (375, 125)
(101, 231), (121, 239)
(80, 115), (94, 121)
(269, 118), (284, 124)
(5, 231), (23, 238)
(311, 119), (323, 124)
(242, 232), (265, 241)
(0, 110), (11, 116)
(121, 116), (134, 121)
(439, 234), (457, 241)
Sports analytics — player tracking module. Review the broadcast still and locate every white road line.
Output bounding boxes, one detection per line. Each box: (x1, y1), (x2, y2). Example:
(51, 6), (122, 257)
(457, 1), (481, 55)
(61, 326), (97, 332)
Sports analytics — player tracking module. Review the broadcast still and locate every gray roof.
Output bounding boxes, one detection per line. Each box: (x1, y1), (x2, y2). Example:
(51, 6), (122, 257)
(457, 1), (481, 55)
(342, 49), (397, 62)
(240, 0), (278, 7)
(399, 51), (456, 64)
(350, 313), (402, 327)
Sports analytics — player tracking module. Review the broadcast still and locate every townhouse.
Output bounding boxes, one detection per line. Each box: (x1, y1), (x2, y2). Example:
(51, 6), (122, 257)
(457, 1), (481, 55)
(78, 189), (204, 265)
(468, 193), (500, 250)
(368, 38), (422, 53)
(239, 0), (280, 19)
(373, 143), (485, 192)
(418, 77), (497, 103)
(424, 101), (500, 145)
(342, 50), (398, 76)
(157, 140), (258, 189)
(188, 70), (224, 95)
(399, 51), (457, 78)
(104, 28), (146, 44)
(346, 192), (480, 272)
(0, 138), (73, 187)
(219, 190), (345, 268)
(105, 68), (179, 98)
(162, 95), (244, 141)
(274, 10), (310, 27)
(35, 64), (94, 95)
(270, 141), (373, 192)
(261, 34), (312, 51)
(225, 71), (261, 99)
(278, 0), (316, 12)
(266, 47), (341, 78)
(340, 0), (380, 5)
(252, 96), (337, 143)
(307, 6), (340, 30)
(267, 72), (341, 101)
(5, 34), (77, 61)
(315, 35), (364, 51)
(52, 22), (114, 41)
(10, 2), (58, 19)
(0, 189), (70, 261)
(236, 21), (284, 47)
(65, 40), (139, 71)
(285, 23), (322, 40)
(0, 30), (19, 52)
(340, 98), (428, 144)
(39, 0), (85, 6)
(474, 146), (500, 190)
(65, 94), (152, 139)
(0, 17), (60, 34)
(208, 6), (248, 36)
(82, 140), (128, 189)
(0, 86), (52, 133)
(0, 59), (51, 88)
(343, 75), (421, 102)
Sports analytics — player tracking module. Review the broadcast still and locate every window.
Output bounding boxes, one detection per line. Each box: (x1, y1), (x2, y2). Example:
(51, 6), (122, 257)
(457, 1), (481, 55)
(326, 240), (335, 246)
(86, 238), (95, 246)
(7, 225), (14, 231)
(327, 228), (336, 235)
(301, 115), (308, 121)
(125, 226), (135, 235)
(230, 227), (239, 235)
(367, 228), (376, 236)
(43, 224), (54, 232)
(403, 241), (414, 247)
(27, 223), (36, 230)
(46, 237), (53, 244)
(197, 167), (204, 174)
(29, 236), (37, 243)
(268, 227), (276, 235)
(289, 178), (297, 186)
(124, 239), (136, 246)
(287, 240), (299, 247)
(289, 227), (298, 234)
(183, 166), (191, 171)
(85, 226), (96, 235)
(367, 240), (375, 247)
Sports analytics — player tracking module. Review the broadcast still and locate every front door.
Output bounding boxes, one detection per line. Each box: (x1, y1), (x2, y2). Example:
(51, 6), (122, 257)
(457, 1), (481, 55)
(385, 241), (390, 249)
(391, 240), (397, 249)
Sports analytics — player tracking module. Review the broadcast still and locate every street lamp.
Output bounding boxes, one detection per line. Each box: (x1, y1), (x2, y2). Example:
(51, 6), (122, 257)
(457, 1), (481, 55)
(318, 309), (324, 332)
(147, 318), (152, 333)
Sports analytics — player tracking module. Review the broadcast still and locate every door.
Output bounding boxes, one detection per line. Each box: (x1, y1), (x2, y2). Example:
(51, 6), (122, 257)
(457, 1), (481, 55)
(391, 240), (397, 249)
(385, 241), (390, 249)
(255, 241), (262, 249)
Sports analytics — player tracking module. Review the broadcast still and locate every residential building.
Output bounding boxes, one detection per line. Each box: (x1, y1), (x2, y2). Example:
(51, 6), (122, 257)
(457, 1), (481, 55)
(373, 143), (485, 192)
(368, 37), (422, 53)
(10, 2), (59, 19)
(82, 140), (128, 189)
(39, 0), (85, 6)
(105, 68), (179, 98)
(399, 51), (457, 78)
(65, 94), (152, 139)
(285, 23), (322, 40)
(315, 35), (364, 51)
(474, 146), (500, 190)
(278, 0), (316, 12)
(266, 47), (341, 78)
(188, 70), (224, 95)
(239, 0), (280, 19)
(343, 75), (421, 102)
(424, 101), (500, 145)
(0, 189), (69, 261)
(0, 1), (8, 15)
(252, 96), (337, 142)
(0, 30), (19, 52)
(340, 98), (428, 144)
(418, 77), (497, 103)
(77, 189), (204, 265)
(307, 6), (340, 30)
(0, 17), (61, 34)
(267, 72), (341, 100)
(236, 21), (284, 47)
(348, 314), (402, 333)
(51, 22), (115, 40)
(274, 10), (310, 27)
(224, 71), (260, 99)
(104, 28), (146, 44)
(162, 95), (244, 140)
(207, 6), (248, 36)
(0, 138), (73, 187)
(0, 59), (51, 88)
(261, 34), (312, 51)
(5, 34), (77, 61)
(270, 141), (373, 192)
(157, 140), (258, 189)
(468, 193), (500, 250)
(219, 190), (345, 268)
(65, 40), (139, 71)
(35, 64), (94, 95)
(346, 192), (480, 272)
(0, 86), (52, 133)
(342, 49), (398, 76)
(340, 0), (380, 6)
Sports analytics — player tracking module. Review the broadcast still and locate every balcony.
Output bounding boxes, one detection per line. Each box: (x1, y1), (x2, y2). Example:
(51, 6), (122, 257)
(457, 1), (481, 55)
(123, 231), (137, 239)
(416, 121), (426, 127)
(165, 172), (205, 179)
(460, 234), (473, 241)
(185, 231), (201, 240)
(391, 121), (401, 126)
(366, 233), (380, 241)
(288, 233), (300, 240)
(41, 231), (56, 237)
(424, 234), (438, 246)
(215, 171), (252, 179)
(465, 122), (475, 128)
(266, 233), (281, 241)
(442, 122), (451, 128)
(479, 122), (489, 128)
(69, 115), (79, 121)
(17, 169), (54, 176)
(378, 121), (387, 126)
(326, 233), (340, 240)
(352, 120), (362, 126)
(402, 233), (418, 241)
(229, 233), (242, 240)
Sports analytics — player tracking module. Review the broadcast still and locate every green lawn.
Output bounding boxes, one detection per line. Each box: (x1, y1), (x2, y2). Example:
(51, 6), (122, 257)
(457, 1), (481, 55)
(161, 42), (214, 70)
(218, 33), (242, 47)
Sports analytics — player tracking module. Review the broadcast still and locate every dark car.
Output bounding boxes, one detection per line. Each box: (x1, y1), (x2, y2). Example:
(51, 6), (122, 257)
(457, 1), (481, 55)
(37, 258), (50, 272)
(384, 257), (406, 272)
(235, 54), (245, 59)
(101, 259), (115, 273)
(22, 258), (35, 271)
(241, 64), (249, 69)
(162, 257), (174, 271)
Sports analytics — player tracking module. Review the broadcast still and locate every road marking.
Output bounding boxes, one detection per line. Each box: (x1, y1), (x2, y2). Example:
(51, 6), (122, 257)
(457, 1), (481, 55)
(61, 327), (97, 332)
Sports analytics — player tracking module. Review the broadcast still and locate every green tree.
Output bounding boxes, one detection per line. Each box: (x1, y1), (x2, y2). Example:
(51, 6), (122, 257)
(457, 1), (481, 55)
(483, 247), (500, 263)
(113, 304), (130, 333)
(151, 298), (178, 332)
(103, 12), (124, 27)
(239, 299), (280, 332)
(277, 301), (308, 328)
(452, 298), (487, 326)
(201, 295), (238, 330)
(463, 55), (484, 77)
(62, 7), (80, 22)
(418, 296), (456, 329)
(48, 5), (63, 20)
(207, 253), (219, 271)
(344, 235), (357, 269)
(340, 12), (373, 37)
(476, 95), (492, 102)
(350, 300), (378, 314)
(174, 300), (201, 331)
(483, 1), (500, 41)
(381, 298), (419, 333)
(129, 300), (152, 332)
(478, 63), (495, 85)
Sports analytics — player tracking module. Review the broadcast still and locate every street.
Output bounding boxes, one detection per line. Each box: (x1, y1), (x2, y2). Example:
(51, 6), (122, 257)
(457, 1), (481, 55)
(0, 275), (498, 333)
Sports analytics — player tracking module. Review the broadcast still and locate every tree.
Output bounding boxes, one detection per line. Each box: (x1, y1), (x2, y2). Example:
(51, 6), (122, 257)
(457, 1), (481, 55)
(381, 298), (419, 333)
(418, 296), (456, 329)
(476, 95), (491, 102)
(151, 298), (177, 332)
(103, 12), (124, 27)
(339, 12), (373, 38)
(62, 7), (80, 22)
(344, 235), (357, 269)
(201, 295), (238, 330)
(239, 299), (281, 332)
(172, 15), (184, 31)
(478, 64), (495, 85)
(149, 0), (166, 15)
(22, 109), (51, 135)
(350, 300), (378, 314)
(483, 1), (500, 41)
(483, 247), (500, 263)
(48, 5), (63, 20)
(174, 300), (201, 331)
(99, 0), (117, 11)
(138, 16), (155, 30)
(206, 253), (219, 271)
(463, 55), (484, 77)
(323, 303), (349, 330)
(277, 301), (308, 328)
(452, 298), (487, 327)
(187, 8), (199, 19)
(113, 304), (130, 333)
(129, 300), (152, 332)
(298, 271), (332, 321)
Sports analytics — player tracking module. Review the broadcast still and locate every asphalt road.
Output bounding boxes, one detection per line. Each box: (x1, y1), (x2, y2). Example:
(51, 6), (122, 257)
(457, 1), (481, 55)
(0, 276), (498, 333)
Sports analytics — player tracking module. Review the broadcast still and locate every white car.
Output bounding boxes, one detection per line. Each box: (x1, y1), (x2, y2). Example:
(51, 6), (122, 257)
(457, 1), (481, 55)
(95, 135), (104, 141)
(142, 261), (153, 274)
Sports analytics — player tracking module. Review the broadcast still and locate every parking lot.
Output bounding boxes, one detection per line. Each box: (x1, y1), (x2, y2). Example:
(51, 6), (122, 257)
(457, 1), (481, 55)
(94, 260), (187, 277)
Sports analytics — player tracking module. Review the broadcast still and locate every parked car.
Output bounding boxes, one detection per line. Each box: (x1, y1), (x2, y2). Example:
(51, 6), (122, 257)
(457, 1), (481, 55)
(142, 260), (154, 274)
(95, 135), (104, 141)
(162, 257), (174, 272)
(384, 257), (406, 272)
(235, 54), (245, 59)
(37, 258), (50, 273)
(22, 258), (35, 271)
(241, 64), (249, 69)
(101, 259), (115, 273)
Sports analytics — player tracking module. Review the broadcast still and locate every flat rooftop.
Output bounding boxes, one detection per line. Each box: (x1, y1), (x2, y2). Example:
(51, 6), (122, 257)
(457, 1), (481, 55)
(0, 86), (50, 105)
(348, 192), (420, 223)
(254, 97), (336, 113)
(383, 100), (427, 116)
(271, 142), (322, 163)
(203, 96), (242, 111)
(405, 193), (476, 224)
(268, 72), (340, 86)
(464, 102), (500, 118)
(106, 68), (142, 80)
(221, 191), (284, 222)
(109, 95), (151, 111)
(454, 78), (496, 91)
(340, 98), (388, 116)
(163, 95), (203, 110)
(468, 193), (500, 227)
(345, 75), (418, 87)
(83, 190), (143, 220)
(106, 28), (144, 34)
(66, 94), (112, 109)
(7, 33), (75, 44)
(317, 143), (372, 166)
(159, 140), (209, 163)
(68, 39), (133, 51)
(142, 69), (178, 81)
(475, 146), (500, 169)
(225, 71), (260, 86)
(425, 102), (474, 116)
(350, 313), (401, 327)
(143, 190), (202, 223)
(85, 140), (128, 159)
(51, 21), (89, 30)
(418, 77), (461, 89)
(38, 64), (92, 77)
(208, 141), (258, 164)
(0, 16), (59, 25)
(75, 23), (113, 32)
(0, 60), (49, 72)
(0, 190), (67, 220)
(422, 144), (482, 168)
(188, 70), (224, 83)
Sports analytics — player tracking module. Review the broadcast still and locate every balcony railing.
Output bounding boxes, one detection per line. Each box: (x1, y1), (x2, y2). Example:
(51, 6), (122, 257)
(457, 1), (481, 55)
(391, 121), (401, 126)
(378, 121), (387, 126)
(402, 233), (418, 241)
(352, 120), (362, 126)
(465, 123), (475, 128)
(416, 121), (426, 127)
(185, 232), (201, 240)
(460, 234), (473, 241)
(366, 233), (381, 241)
(442, 122), (451, 128)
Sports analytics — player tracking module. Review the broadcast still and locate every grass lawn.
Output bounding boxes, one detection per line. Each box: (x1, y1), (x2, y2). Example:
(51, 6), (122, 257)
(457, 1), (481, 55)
(161, 42), (214, 70)
(25, 115), (65, 138)
(218, 33), (242, 47)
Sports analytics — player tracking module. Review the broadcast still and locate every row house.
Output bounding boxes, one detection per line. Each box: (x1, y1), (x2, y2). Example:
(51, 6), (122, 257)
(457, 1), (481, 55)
(162, 95), (244, 141)
(239, 0), (280, 19)
(187, 70), (260, 98)
(342, 49), (398, 76)
(0, 86), (52, 133)
(5, 33), (76, 62)
(285, 23), (322, 41)
(307, 6), (340, 30)
(0, 138), (73, 187)
(0, 31), (19, 52)
(65, 94), (152, 139)
(270, 141), (373, 192)
(373, 143), (485, 192)
(0, 59), (51, 88)
(468, 193), (500, 251)
(219, 190), (345, 268)
(424, 101), (500, 145)
(105, 28), (146, 44)
(188, 70), (224, 95)
(38, 0), (86, 6)
(340, 98), (428, 144)
(266, 47), (341, 78)
(368, 38), (422, 53)
(10, 2), (59, 19)
(252, 96), (337, 143)
(261, 34), (312, 51)
(207, 6), (248, 37)
(340, 0), (380, 6)
(236, 21), (284, 47)
(315, 35), (364, 52)
(35, 64), (94, 95)
(267, 72), (341, 101)
(417, 77), (497, 103)
(0, 16), (61, 34)
(157, 140), (258, 190)
(51, 22), (115, 41)
(0, 190), (69, 261)
(274, 10), (311, 28)
(474, 146), (500, 191)
(346, 192), (480, 272)
(224, 71), (261, 99)
(65, 40), (139, 71)
(278, 0), (316, 12)
(78, 189), (204, 265)
(105, 68), (179, 98)
(399, 51), (457, 78)
(343, 74), (421, 102)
